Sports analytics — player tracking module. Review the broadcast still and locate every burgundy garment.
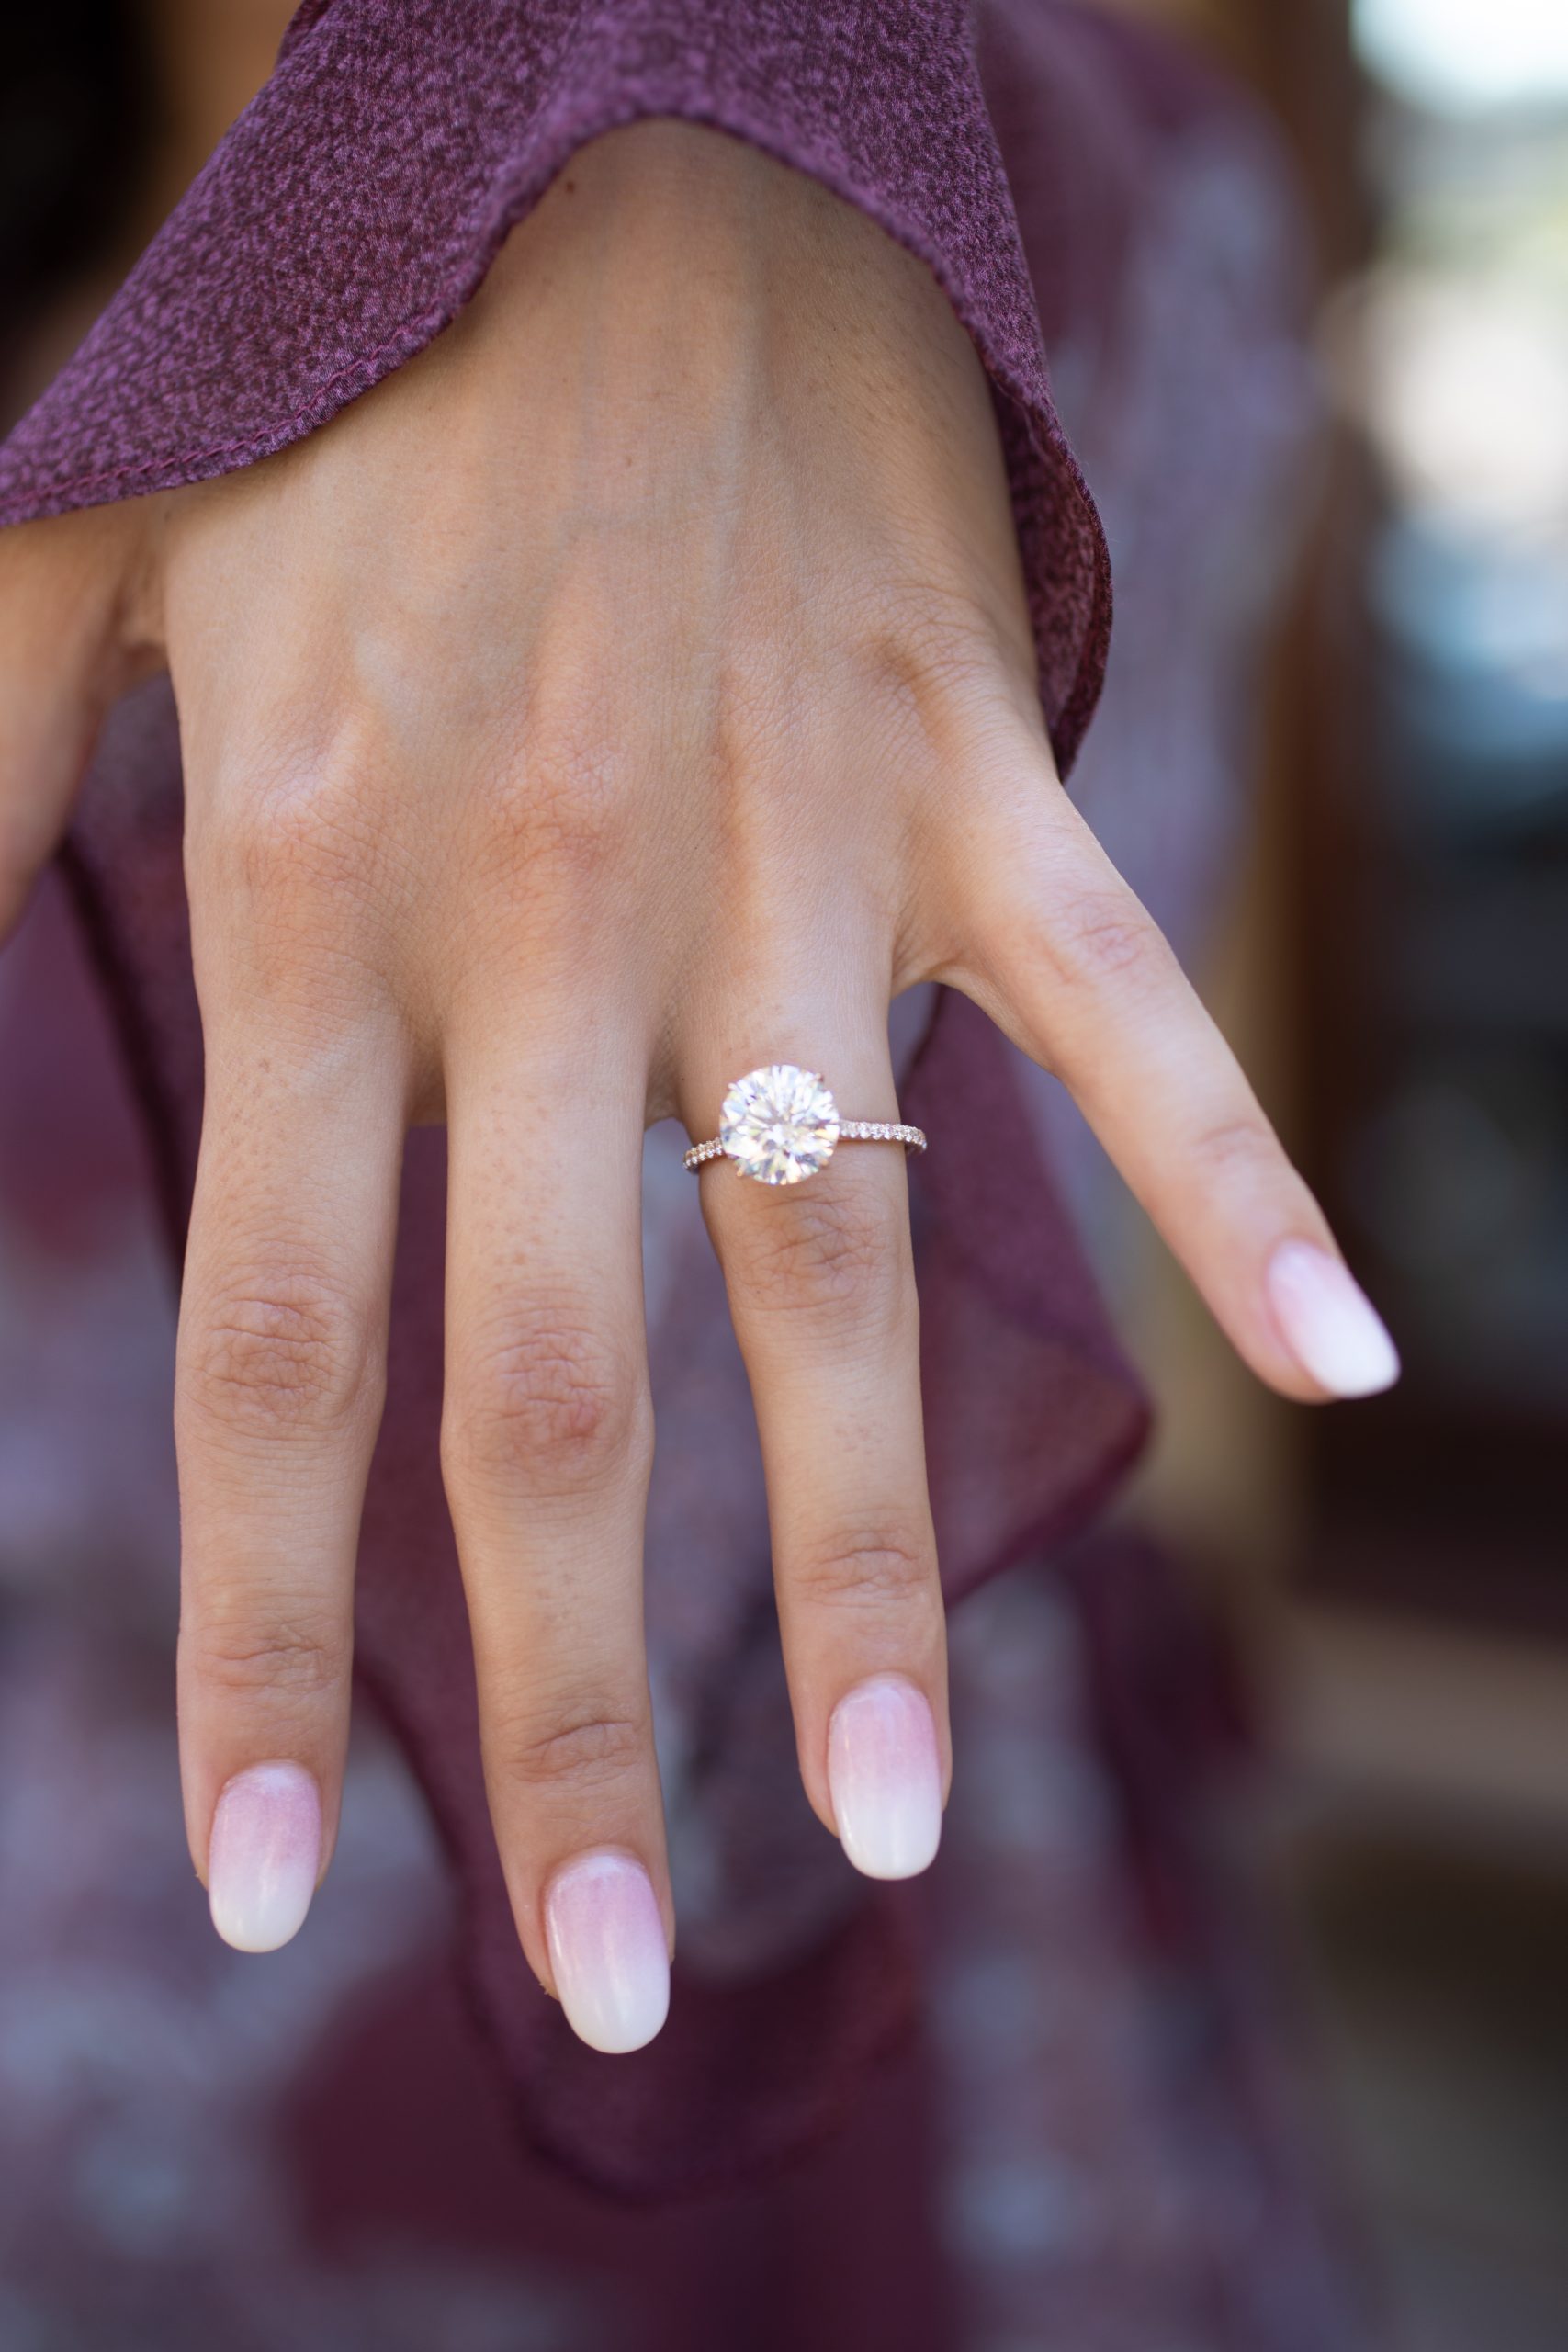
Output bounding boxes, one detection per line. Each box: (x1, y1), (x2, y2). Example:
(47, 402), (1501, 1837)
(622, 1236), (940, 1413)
(0, 0), (1110, 773)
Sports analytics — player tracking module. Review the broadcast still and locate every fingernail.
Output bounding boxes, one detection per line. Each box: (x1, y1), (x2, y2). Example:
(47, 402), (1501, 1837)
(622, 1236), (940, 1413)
(1266, 1239), (1400, 1397)
(544, 1853), (670, 2054)
(207, 1761), (321, 1953)
(828, 1676), (942, 1881)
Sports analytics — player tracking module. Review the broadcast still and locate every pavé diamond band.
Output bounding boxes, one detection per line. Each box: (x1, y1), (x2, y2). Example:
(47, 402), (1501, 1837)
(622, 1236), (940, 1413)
(683, 1063), (927, 1185)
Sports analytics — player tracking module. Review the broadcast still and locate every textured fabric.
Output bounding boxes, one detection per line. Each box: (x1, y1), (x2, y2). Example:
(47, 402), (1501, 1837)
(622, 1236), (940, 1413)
(0, 0), (1110, 773)
(0, 5), (1374, 2343)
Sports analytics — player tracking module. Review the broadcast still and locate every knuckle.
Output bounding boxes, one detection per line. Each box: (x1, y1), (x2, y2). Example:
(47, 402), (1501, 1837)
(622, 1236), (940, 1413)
(185, 1607), (345, 1702)
(531, 732), (630, 870)
(792, 1517), (935, 1614)
(863, 583), (1009, 713)
(194, 760), (399, 1004)
(212, 765), (381, 909)
(497, 1702), (649, 1796)
(1190, 1113), (1283, 1183)
(1043, 888), (1171, 1000)
(182, 1269), (374, 1441)
(446, 1301), (645, 1495)
(476, 696), (635, 888)
(728, 1186), (903, 1327)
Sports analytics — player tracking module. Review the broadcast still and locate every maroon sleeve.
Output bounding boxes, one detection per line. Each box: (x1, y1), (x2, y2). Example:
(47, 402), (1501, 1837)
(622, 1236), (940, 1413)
(0, 0), (1109, 770)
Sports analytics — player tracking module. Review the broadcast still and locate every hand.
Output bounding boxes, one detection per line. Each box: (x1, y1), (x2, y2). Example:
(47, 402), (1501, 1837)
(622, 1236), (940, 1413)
(0, 122), (1395, 2052)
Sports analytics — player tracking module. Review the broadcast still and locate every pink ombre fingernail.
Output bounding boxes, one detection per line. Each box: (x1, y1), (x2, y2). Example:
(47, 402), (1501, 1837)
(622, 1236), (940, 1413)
(1266, 1239), (1400, 1398)
(544, 1853), (670, 2054)
(828, 1676), (942, 1881)
(207, 1761), (321, 1953)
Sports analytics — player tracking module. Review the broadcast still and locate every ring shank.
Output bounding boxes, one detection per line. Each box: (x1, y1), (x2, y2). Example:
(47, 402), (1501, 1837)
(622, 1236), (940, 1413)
(683, 1120), (926, 1174)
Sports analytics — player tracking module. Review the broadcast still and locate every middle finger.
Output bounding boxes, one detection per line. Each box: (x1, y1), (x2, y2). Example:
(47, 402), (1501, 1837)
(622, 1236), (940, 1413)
(441, 1007), (671, 2053)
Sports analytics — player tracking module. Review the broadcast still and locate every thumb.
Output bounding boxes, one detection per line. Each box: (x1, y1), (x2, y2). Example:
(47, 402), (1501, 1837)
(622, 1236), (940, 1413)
(0, 503), (159, 944)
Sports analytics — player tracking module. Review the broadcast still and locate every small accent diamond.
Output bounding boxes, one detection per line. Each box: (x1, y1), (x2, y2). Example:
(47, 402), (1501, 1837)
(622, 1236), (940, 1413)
(720, 1064), (840, 1184)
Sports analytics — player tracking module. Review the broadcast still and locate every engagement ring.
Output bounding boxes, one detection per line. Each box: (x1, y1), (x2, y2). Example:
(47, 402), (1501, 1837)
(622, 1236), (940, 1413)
(684, 1063), (927, 1184)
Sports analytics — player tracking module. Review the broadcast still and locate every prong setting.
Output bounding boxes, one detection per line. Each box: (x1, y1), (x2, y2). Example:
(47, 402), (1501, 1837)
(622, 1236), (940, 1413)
(683, 1066), (926, 1179)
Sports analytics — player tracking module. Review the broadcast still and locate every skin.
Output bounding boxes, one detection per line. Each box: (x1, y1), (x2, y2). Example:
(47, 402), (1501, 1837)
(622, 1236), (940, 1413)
(0, 122), (1353, 2007)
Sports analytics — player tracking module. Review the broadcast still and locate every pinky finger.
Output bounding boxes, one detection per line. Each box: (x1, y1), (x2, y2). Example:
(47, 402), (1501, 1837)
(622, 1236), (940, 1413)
(954, 788), (1398, 1403)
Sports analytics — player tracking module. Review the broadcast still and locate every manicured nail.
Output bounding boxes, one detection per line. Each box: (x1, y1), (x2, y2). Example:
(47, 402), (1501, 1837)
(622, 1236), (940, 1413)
(544, 1853), (670, 2054)
(1266, 1239), (1400, 1397)
(207, 1761), (321, 1953)
(828, 1676), (942, 1881)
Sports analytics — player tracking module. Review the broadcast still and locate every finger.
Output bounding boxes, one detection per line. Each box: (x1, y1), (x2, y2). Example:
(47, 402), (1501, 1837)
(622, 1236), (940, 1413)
(175, 980), (405, 1953)
(0, 508), (153, 942)
(441, 1015), (669, 2055)
(689, 1012), (948, 1883)
(956, 774), (1399, 1402)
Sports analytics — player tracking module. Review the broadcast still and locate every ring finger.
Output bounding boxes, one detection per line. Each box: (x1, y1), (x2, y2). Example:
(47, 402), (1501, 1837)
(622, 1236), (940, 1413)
(687, 983), (948, 1882)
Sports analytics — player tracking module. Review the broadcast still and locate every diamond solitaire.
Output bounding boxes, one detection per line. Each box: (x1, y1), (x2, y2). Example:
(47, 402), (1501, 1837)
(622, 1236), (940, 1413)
(718, 1064), (840, 1185)
(683, 1064), (927, 1183)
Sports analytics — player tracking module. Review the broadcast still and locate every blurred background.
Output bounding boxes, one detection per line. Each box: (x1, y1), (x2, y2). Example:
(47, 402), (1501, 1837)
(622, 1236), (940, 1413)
(1, 2), (1564, 2347)
(1114, 1), (1568, 2343)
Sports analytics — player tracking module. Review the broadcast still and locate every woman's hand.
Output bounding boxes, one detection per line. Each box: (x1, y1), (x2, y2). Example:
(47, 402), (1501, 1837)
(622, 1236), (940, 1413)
(0, 122), (1395, 2052)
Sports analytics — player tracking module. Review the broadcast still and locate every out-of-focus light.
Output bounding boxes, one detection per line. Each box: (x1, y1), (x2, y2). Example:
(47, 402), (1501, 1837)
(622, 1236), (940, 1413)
(1355, 0), (1568, 111)
(1332, 270), (1568, 537)
(1374, 521), (1568, 709)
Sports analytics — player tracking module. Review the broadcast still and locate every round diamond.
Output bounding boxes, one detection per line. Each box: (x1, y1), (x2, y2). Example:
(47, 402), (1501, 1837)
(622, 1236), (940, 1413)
(720, 1064), (840, 1184)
